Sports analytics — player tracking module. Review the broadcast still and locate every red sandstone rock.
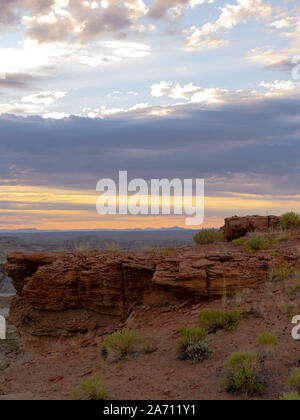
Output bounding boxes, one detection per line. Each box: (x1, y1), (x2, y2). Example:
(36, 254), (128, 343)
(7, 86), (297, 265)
(5, 249), (273, 349)
(221, 215), (280, 241)
(6, 215), (296, 351)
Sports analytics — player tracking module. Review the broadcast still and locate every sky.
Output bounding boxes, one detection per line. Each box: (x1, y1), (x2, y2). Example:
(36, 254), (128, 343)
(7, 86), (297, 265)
(0, 0), (300, 230)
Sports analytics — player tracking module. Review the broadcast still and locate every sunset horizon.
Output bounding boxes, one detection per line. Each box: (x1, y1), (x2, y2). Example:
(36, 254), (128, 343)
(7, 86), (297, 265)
(0, 0), (300, 229)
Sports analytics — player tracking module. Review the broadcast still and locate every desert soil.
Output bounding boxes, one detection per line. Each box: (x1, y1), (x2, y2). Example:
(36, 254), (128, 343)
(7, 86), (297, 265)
(0, 278), (299, 400)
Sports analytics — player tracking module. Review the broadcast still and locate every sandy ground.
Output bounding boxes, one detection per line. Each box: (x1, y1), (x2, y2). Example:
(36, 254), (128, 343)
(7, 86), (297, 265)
(1, 279), (299, 400)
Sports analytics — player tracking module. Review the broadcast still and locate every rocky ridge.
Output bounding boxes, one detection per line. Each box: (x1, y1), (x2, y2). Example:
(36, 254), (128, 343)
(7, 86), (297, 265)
(5, 214), (299, 351)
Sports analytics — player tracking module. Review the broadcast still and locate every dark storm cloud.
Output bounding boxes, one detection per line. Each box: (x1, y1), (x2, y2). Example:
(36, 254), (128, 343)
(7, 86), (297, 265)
(0, 97), (300, 195)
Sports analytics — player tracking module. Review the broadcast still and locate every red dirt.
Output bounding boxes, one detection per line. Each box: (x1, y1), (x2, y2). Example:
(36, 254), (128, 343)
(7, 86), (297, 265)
(2, 280), (299, 400)
(2, 225), (300, 400)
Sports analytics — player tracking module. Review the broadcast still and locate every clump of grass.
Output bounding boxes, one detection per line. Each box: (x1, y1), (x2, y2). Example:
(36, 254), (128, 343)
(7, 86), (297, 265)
(277, 231), (292, 242)
(245, 235), (271, 253)
(193, 229), (224, 245)
(177, 326), (210, 362)
(73, 240), (91, 252)
(278, 266), (294, 280)
(178, 326), (207, 347)
(105, 241), (119, 252)
(72, 374), (108, 400)
(101, 328), (141, 358)
(159, 244), (176, 256)
(278, 301), (298, 318)
(231, 238), (245, 246)
(280, 212), (300, 230)
(198, 308), (242, 333)
(220, 352), (263, 397)
(285, 274), (300, 300)
(288, 368), (300, 391)
(269, 266), (294, 283)
(257, 332), (277, 354)
(280, 391), (300, 401)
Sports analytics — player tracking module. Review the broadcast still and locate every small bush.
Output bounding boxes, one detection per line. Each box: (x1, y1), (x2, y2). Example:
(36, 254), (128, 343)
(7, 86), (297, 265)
(278, 301), (298, 318)
(198, 308), (242, 333)
(286, 281), (300, 302)
(257, 332), (277, 353)
(245, 235), (271, 252)
(277, 232), (292, 242)
(102, 328), (141, 357)
(105, 241), (119, 251)
(280, 391), (300, 401)
(178, 327), (210, 362)
(231, 238), (245, 246)
(159, 244), (176, 256)
(193, 229), (224, 245)
(72, 375), (108, 400)
(288, 368), (300, 391)
(178, 326), (207, 347)
(277, 266), (294, 280)
(280, 212), (300, 230)
(220, 352), (263, 397)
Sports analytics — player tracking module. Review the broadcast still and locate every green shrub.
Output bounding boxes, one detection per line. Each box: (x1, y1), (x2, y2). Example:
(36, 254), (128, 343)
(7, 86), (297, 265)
(231, 238), (245, 246)
(278, 301), (298, 318)
(288, 369), (300, 391)
(245, 235), (271, 252)
(193, 229), (224, 245)
(178, 326), (210, 362)
(102, 328), (141, 357)
(257, 332), (277, 353)
(286, 277), (300, 300)
(220, 352), (263, 397)
(277, 232), (292, 242)
(280, 212), (300, 230)
(198, 308), (242, 333)
(277, 266), (294, 280)
(72, 374), (108, 400)
(178, 326), (207, 347)
(280, 391), (300, 401)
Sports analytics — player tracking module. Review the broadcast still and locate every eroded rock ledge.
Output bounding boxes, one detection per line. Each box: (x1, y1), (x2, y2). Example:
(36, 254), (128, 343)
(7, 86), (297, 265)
(5, 245), (279, 350)
(6, 214), (299, 351)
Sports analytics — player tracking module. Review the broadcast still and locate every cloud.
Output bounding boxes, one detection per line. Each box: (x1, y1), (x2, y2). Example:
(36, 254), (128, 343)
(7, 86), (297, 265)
(149, 79), (299, 107)
(0, 73), (45, 89)
(184, 33), (228, 51)
(148, 0), (213, 20)
(247, 10), (300, 72)
(184, 0), (272, 50)
(259, 80), (295, 96)
(0, 0), (54, 28)
(0, 91), (67, 116)
(151, 81), (229, 104)
(22, 91), (67, 105)
(0, 38), (151, 78)
(1, 96), (300, 202)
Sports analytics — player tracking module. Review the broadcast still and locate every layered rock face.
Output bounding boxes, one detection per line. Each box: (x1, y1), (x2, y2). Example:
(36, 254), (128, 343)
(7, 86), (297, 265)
(6, 244), (280, 351)
(222, 215), (280, 241)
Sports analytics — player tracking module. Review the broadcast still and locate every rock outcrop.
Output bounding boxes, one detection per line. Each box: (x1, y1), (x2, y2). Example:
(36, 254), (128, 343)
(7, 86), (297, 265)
(6, 215), (296, 352)
(222, 215), (280, 241)
(6, 245), (277, 351)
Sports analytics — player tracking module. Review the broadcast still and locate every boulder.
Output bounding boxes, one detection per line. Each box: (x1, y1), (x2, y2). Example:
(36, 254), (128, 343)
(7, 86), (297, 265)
(222, 215), (280, 241)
